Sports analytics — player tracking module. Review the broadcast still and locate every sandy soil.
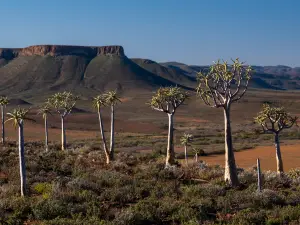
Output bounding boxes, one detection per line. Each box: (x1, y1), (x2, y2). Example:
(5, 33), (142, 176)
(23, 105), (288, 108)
(175, 116), (208, 123)
(199, 142), (300, 171)
(3, 113), (163, 142)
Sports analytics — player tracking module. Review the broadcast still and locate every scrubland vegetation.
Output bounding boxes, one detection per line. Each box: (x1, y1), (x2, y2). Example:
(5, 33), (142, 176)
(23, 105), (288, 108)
(1, 142), (300, 224)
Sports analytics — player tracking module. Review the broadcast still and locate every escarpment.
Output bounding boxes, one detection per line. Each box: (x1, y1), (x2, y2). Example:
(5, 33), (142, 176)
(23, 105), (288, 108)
(0, 45), (124, 60)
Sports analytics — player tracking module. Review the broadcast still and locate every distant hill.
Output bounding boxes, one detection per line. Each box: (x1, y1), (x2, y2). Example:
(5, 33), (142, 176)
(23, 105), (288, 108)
(131, 58), (196, 88)
(161, 61), (300, 90)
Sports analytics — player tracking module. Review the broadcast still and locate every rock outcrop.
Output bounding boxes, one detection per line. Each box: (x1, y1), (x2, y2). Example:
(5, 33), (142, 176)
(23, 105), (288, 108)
(0, 45), (124, 60)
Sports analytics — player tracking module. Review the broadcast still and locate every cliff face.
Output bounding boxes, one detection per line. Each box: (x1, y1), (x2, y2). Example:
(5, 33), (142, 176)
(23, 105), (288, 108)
(0, 45), (124, 60)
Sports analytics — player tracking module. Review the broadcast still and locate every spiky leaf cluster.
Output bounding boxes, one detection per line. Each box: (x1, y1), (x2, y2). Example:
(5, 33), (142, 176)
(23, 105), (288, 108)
(150, 87), (189, 114)
(47, 92), (78, 117)
(196, 58), (252, 108)
(105, 90), (121, 106)
(93, 90), (121, 110)
(38, 104), (52, 119)
(6, 107), (30, 127)
(180, 133), (193, 146)
(0, 96), (9, 106)
(255, 104), (297, 133)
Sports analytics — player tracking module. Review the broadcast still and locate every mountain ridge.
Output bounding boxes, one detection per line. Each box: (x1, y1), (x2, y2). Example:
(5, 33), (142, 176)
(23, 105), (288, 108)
(0, 44), (300, 98)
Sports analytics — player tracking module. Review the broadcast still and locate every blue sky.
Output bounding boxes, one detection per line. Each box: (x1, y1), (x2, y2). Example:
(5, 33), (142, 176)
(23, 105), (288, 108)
(1, 0), (300, 66)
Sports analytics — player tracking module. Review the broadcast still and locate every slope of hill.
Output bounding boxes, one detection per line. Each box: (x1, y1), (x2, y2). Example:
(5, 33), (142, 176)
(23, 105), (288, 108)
(84, 55), (178, 91)
(131, 58), (196, 88)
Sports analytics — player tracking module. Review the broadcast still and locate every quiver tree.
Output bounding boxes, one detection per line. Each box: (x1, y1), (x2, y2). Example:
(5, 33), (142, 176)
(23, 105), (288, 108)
(255, 104), (297, 174)
(192, 147), (202, 163)
(0, 96), (9, 144)
(197, 58), (252, 186)
(149, 87), (189, 167)
(180, 133), (193, 165)
(104, 91), (121, 161)
(38, 104), (52, 152)
(6, 107), (31, 196)
(93, 91), (121, 164)
(47, 92), (78, 150)
(93, 94), (110, 164)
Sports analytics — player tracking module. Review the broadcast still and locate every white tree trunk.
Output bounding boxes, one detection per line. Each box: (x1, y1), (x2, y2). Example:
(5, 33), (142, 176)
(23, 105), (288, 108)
(195, 153), (198, 163)
(61, 116), (66, 150)
(275, 133), (283, 174)
(109, 104), (115, 161)
(224, 107), (239, 186)
(184, 145), (188, 165)
(19, 121), (26, 196)
(1, 106), (4, 144)
(45, 116), (49, 152)
(166, 113), (175, 166)
(97, 108), (110, 164)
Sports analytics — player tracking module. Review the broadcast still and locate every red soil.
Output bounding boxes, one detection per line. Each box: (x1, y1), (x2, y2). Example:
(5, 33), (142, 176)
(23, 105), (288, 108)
(200, 142), (300, 171)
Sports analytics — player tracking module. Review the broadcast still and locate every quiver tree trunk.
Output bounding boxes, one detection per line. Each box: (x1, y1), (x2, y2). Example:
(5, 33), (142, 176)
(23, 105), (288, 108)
(224, 107), (239, 186)
(166, 113), (175, 166)
(109, 104), (115, 160)
(195, 153), (198, 163)
(45, 116), (49, 151)
(274, 133), (283, 174)
(19, 121), (26, 196)
(61, 116), (66, 150)
(184, 145), (188, 165)
(1, 106), (4, 144)
(97, 108), (111, 164)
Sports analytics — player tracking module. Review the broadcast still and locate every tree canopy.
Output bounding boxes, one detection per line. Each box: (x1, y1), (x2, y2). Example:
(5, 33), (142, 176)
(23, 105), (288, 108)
(6, 107), (30, 127)
(105, 90), (121, 106)
(0, 96), (9, 106)
(47, 91), (78, 117)
(38, 104), (52, 119)
(255, 104), (298, 133)
(150, 87), (189, 114)
(180, 133), (193, 146)
(196, 58), (252, 108)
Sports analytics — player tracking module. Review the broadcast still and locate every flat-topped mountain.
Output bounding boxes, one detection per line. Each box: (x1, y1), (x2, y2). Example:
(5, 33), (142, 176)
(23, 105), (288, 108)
(0, 45), (178, 98)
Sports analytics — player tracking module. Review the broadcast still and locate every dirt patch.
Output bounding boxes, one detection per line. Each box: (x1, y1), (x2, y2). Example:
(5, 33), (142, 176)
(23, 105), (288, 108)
(200, 142), (300, 171)
(176, 116), (208, 123)
(120, 97), (132, 102)
(3, 112), (164, 142)
(0, 172), (7, 179)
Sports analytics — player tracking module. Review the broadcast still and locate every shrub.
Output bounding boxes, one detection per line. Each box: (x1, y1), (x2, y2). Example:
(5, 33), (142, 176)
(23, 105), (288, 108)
(287, 168), (300, 180)
(238, 169), (257, 185)
(33, 182), (52, 199)
(253, 189), (285, 208)
(231, 208), (267, 225)
(33, 199), (68, 220)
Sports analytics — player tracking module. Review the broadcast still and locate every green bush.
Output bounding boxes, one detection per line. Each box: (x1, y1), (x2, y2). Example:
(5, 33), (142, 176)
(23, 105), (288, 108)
(34, 182), (52, 199)
(231, 208), (267, 225)
(33, 199), (68, 220)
